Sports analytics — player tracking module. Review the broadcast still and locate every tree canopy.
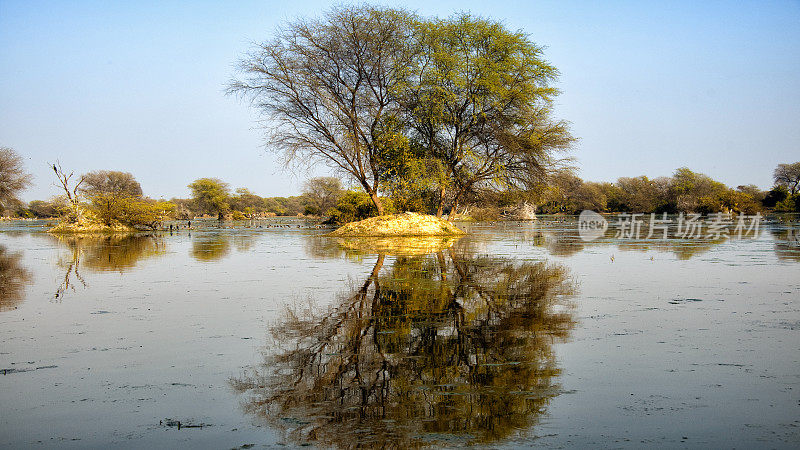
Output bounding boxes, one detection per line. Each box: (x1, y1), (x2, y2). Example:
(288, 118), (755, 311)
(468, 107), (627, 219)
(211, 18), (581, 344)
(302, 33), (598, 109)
(188, 178), (231, 219)
(80, 170), (143, 198)
(230, 5), (572, 217)
(774, 162), (800, 195)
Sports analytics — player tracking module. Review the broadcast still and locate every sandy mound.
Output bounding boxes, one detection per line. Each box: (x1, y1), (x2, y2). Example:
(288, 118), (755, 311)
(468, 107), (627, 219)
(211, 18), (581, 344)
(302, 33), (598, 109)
(49, 221), (137, 233)
(328, 212), (465, 237)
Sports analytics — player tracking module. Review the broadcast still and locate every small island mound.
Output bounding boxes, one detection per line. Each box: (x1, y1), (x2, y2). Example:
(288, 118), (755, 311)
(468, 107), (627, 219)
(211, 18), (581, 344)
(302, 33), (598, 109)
(327, 212), (465, 237)
(48, 221), (137, 233)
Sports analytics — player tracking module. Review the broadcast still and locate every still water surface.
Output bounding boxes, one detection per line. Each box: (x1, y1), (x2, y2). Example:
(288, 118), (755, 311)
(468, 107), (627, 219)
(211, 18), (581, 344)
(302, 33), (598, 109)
(0, 216), (798, 448)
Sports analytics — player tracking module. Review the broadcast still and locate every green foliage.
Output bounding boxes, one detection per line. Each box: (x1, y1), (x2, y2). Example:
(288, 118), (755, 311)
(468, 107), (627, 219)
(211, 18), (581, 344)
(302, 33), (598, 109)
(536, 171), (606, 214)
(232, 8), (571, 215)
(775, 194), (800, 213)
(402, 14), (572, 213)
(188, 178), (230, 218)
(719, 189), (761, 214)
(118, 199), (175, 229)
(88, 193), (174, 229)
(327, 190), (396, 225)
(669, 167), (728, 213)
(528, 167), (769, 215)
(763, 186), (789, 208)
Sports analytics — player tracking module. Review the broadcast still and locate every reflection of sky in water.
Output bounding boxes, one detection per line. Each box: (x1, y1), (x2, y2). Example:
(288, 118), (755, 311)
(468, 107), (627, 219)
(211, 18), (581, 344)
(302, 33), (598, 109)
(0, 215), (798, 448)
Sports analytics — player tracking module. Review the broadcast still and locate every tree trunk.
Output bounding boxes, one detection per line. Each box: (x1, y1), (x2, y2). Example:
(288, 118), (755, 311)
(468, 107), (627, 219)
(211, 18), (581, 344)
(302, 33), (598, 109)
(447, 199), (459, 221)
(436, 185), (445, 218)
(369, 190), (384, 215)
(447, 191), (461, 221)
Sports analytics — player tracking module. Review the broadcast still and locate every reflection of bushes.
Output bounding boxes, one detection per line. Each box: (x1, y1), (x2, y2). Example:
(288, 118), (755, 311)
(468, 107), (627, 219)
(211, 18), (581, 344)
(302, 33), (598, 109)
(190, 232), (258, 262)
(53, 234), (166, 272)
(0, 245), (31, 311)
(232, 250), (575, 447)
(50, 235), (166, 298)
(191, 234), (230, 262)
(770, 220), (800, 262)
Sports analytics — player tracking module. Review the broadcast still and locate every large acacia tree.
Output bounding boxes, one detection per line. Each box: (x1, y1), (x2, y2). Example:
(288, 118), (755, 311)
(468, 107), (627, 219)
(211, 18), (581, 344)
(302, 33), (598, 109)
(774, 162), (800, 195)
(404, 14), (573, 217)
(229, 5), (418, 215)
(231, 7), (572, 218)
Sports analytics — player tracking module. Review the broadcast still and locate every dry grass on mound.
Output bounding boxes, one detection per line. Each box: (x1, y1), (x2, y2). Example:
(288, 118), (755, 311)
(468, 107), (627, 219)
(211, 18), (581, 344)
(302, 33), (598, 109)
(48, 221), (137, 233)
(328, 212), (465, 237)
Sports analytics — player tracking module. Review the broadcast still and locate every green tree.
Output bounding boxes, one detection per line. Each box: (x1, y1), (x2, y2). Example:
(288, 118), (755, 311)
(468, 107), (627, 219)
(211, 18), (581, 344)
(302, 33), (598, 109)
(327, 190), (395, 224)
(763, 186), (789, 208)
(230, 188), (266, 217)
(668, 167), (728, 213)
(80, 170), (145, 225)
(614, 176), (664, 212)
(188, 178), (230, 219)
(404, 14), (573, 217)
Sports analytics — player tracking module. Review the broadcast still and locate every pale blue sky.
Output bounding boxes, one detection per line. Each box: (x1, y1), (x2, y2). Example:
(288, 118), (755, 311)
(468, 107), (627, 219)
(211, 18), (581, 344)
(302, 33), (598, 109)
(2, 0), (799, 201)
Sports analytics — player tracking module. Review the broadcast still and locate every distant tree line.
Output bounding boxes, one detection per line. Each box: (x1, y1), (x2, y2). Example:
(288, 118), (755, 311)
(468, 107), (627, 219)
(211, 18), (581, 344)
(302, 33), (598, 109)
(522, 165), (800, 217)
(7, 171), (349, 224)
(1, 154), (798, 226)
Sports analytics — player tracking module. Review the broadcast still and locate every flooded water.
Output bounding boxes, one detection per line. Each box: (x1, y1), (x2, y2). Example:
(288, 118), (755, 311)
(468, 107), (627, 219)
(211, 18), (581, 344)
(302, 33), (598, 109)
(1, 215), (798, 448)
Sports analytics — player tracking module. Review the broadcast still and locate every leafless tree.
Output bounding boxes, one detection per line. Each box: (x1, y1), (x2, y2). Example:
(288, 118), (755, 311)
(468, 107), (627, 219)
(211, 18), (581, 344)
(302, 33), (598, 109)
(80, 170), (142, 197)
(774, 162), (800, 195)
(302, 176), (343, 216)
(229, 5), (418, 214)
(0, 147), (32, 212)
(51, 162), (85, 222)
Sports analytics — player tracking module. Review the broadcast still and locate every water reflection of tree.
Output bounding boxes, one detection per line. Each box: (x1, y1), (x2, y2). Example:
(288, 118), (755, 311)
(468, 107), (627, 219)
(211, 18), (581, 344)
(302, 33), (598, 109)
(521, 219), (736, 260)
(51, 234), (165, 298)
(190, 232), (257, 262)
(769, 219), (800, 262)
(232, 247), (576, 447)
(0, 245), (32, 311)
